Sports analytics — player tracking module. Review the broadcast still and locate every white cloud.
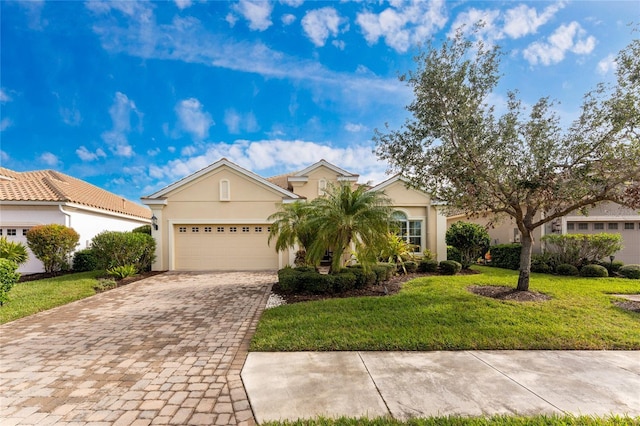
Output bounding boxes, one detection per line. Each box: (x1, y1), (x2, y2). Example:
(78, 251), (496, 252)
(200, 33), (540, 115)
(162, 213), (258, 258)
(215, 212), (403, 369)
(447, 8), (502, 43)
(101, 92), (141, 157)
(280, 0), (303, 7)
(332, 40), (346, 50)
(233, 0), (273, 31)
(523, 22), (596, 66)
(503, 2), (565, 39)
(0, 118), (12, 132)
(76, 146), (107, 162)
(39, 152), (59, 166)
(226, 13), (237, 27)
(0, 150), (9, 164)
(301, 7), (345, 47)
(345, 122), (367, 133)
(597, 54), (617, 75)
(60, 106), (82, 126)
(224, 109), (259, 134)
(356, 0), (447, 53)
(175, 98), (214, 139)
(0, 88), (11, 103)
(174, 0), (192, 10)
(281, 13), (296, 26)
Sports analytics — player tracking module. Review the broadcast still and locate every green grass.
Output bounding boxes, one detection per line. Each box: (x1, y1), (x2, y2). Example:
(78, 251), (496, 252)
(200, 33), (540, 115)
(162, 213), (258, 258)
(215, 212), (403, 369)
(262, 415), (639, 425)
(0, 271), (103, 324)
(251, 266), (640, 351)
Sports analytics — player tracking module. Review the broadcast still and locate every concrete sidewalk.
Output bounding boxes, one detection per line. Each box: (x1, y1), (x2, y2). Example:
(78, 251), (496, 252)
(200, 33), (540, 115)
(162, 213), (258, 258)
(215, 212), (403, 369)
(242, 351), (640, 423)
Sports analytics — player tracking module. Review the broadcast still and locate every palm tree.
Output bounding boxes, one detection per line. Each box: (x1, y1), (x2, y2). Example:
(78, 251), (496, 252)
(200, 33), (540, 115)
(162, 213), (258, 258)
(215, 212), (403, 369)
(307, 183), (392, 272)
(267, 201), (316, 265)
(0, 237), (29, 266)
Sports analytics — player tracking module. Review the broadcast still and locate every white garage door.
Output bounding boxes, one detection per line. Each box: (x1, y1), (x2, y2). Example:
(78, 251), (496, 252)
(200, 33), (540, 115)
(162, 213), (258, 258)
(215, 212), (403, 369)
(174, 224), (278, 271)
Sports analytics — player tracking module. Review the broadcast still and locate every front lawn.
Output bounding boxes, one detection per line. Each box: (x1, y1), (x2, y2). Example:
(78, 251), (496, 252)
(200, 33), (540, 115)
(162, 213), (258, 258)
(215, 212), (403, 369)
(0, 271), (103, 324)
(251, 266), (640, 351)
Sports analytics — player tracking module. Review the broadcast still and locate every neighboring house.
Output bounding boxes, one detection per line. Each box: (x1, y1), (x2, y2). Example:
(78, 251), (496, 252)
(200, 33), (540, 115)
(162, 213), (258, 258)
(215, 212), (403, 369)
(447, 201), (640, 264)
(0, 167), (151, 273)
(141, 158), (448, 272)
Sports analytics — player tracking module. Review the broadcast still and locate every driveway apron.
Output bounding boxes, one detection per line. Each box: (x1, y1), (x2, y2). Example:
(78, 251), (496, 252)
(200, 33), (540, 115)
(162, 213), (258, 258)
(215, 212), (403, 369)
(0, 271), (275, 426)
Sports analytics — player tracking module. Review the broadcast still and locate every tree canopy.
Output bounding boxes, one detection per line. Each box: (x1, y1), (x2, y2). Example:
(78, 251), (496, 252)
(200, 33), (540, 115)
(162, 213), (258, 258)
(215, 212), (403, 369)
(375, 31), (640, 291)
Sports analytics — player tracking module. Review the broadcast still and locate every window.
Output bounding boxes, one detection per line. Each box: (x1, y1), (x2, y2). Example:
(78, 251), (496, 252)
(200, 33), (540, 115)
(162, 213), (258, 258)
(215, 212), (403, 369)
(567, 223), (575, 231)
(267, 227), (271, 233)
(179, 227), (187, 233)
(217, 227), (224, 233)
(242, 226), (250, 233)
(230, 227), (237, 233)
(204, 227), (212, 233)
(220, 179), (230, 201)
(608, 223), (618, 230)
(624, 223), (635, 230)
(392, 211), (422, 252)
(577, 223), (588, 230)
(594, 223), (604, 230)
(255, 227), (263, 233)
(318, 178), (327, 196)
(192, 227), (199, 233)
(7, 229), (16, 236)
(0, 229), (3, 236)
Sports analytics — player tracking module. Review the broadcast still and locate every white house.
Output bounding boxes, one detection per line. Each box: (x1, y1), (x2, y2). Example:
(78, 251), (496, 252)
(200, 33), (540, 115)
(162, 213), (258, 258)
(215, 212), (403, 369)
(0, 167), (151, 273)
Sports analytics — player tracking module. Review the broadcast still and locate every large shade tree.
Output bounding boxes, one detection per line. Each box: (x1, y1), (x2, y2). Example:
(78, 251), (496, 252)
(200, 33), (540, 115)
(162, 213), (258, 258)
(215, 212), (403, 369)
(375, 31), (640, 291)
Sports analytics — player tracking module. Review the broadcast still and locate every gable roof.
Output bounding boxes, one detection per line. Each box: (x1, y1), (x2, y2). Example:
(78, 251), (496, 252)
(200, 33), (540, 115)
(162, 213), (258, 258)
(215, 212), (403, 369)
(291, 159), (359, 181)
(0, 167), (151, 219)
(142, 158), (301, 200)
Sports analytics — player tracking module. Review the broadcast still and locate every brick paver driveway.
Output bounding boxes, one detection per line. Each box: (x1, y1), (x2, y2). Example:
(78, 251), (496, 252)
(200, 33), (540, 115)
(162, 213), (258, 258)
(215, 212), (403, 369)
(0, 272), (275, 426)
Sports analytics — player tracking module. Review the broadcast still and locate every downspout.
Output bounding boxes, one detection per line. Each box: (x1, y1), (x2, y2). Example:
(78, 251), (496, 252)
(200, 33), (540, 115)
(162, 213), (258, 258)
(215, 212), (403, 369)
(59, 204), (71, 227)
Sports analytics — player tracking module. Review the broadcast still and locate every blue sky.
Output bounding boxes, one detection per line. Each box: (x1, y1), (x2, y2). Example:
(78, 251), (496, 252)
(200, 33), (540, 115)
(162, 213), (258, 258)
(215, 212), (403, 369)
(1, 1), (637, 204)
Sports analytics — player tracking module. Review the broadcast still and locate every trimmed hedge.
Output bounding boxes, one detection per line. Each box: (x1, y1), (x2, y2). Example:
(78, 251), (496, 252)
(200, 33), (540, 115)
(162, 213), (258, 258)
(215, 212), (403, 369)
(439, 260), (462, 275)
(91, 231), (156, 273)
(404, 261), (418, 273)
(490, 244), (522, 270)
(277, 267), (360, 294)
(580, 264), (609, 278)
(556, 263), (579, 276)
(346, 265), (376, 288)
(372, 263), (395, 283)
(73, 249), (98, 272)
(618, 264), (640, 279)
(418, 258), (439, 273)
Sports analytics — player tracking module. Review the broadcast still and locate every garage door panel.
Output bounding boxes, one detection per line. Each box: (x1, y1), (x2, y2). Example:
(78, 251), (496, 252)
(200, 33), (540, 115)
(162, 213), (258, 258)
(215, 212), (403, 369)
(174, 225), (278, 271)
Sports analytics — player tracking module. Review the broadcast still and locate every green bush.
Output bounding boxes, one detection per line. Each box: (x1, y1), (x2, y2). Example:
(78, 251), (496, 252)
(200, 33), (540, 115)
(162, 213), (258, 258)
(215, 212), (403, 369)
(91, 231), (156, 273)
(107, 264), (138, 280)
(332, 271), (357, 292)
(531, 253), (553, 274)
(278, 267), (299, 293)
(556, 263), (579, 276)
(372, 263), (395, 283)
(597, 259), (625, 274)
(0, 258), (20, 306)
(618, 264), (640, 279)
(347, 266), (376, 288)
(403, 261), (418, 273)
(26, 224), (79, 273)
(72, 249), (98, 272)
(132, 225), (152, 235)
(278, 267), (361, 294)
(446, 245), (462, 264)
(580, 264), (609, 278)
(542, 233), (623, 268)
(439, 260), (462, 275)
(0, 237), (29, 266)
(418, 258), (439, 273)
(445, 222), (490, 269)
(94, 277), (118, 292)
(490, 244), (522, 270)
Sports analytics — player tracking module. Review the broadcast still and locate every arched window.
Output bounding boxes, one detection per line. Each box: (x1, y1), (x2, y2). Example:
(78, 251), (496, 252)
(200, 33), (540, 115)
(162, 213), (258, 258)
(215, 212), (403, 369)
(220, 179), (230, 201)
(318, 178), (327, 196)
(392, 211), (422, 252)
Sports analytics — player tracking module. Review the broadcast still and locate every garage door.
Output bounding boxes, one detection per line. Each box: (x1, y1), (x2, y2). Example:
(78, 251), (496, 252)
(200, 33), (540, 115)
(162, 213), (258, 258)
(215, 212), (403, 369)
(174, 224), (278, 271)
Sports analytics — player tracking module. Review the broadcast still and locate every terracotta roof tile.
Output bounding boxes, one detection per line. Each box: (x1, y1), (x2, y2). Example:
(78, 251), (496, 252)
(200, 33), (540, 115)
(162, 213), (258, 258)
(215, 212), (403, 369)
(0, 167), (151, 219)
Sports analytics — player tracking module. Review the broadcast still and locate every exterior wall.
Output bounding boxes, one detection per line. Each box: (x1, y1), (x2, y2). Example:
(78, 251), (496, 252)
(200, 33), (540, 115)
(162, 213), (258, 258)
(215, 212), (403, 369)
(0, 204), (149, 273)
(150, 165), (291, 271)
(289, 165), (356, 201)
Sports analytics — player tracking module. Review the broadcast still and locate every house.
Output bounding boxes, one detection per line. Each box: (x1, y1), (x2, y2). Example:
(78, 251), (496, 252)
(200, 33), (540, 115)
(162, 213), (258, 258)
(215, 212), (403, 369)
(141, 158), (447, 272)
(0, 167), (151, 273)
(447, 201), (640, 264)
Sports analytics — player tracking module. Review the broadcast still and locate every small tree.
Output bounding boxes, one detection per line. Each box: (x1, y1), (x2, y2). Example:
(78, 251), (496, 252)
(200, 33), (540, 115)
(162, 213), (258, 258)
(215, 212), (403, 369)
(0, 236), (29, 266)
(541, 233), (623, 268)
(445, 222), (490, 269)
(26, 224), (79, 273)
(268, 201), (317, 266)
(91, 231), (156, 272)
(376, 31), (640, 291)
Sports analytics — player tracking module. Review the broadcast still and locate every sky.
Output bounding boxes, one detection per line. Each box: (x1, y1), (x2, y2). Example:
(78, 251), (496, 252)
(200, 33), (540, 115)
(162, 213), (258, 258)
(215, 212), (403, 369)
(1, 1), (637, 204)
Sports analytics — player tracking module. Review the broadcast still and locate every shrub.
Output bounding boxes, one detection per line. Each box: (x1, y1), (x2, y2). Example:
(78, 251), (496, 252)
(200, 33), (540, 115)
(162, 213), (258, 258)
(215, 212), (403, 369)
(490, 244), (522, 270)
(439, 260), (462, 275)
(404, 261), (418, 273)
(0, 258), (20, 306)
(73, 249), (98, 272)
(0, 237), (29, 266)
(556, 263), (579, 276)
(91, 231), (156, 273)
(94, 277), (118, 292)
(446, 245), (462, 264)
(531, 253), (553, 274)
(347, 266), (376, 288)
(278, 267), (299, 293)
(542, 233), (623, 268)
(372, 263), (395, 283)
(422, 249), (435, 261)
(26, 224), (79, 273)
(597, 259), (625, 275)
(332, 271), (357, 293)
(618, 265), (640, 279)
(132, 225), (152, 235)
(418, 258), (439, 273)
(580, 264), (609, 278)
(107, 264), (138, 280)
(445, 222), (490, 269)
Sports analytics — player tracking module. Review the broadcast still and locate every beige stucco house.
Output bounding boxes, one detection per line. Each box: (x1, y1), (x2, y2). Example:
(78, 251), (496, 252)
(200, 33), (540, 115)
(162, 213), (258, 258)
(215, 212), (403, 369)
(141, 158), (447, 271)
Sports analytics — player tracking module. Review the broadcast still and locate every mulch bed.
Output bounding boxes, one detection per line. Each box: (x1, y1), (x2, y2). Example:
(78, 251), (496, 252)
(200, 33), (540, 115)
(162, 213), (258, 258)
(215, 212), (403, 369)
(613, 300), (640, 313)
(468, 285), (551, 302)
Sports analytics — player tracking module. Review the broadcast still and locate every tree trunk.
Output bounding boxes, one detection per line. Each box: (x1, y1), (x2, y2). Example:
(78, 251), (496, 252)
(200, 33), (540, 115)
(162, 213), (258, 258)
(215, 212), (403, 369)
(517, 230), (533, 291)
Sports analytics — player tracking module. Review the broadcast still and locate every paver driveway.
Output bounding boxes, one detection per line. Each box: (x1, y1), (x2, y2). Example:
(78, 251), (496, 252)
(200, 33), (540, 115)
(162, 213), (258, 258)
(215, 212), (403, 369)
(0, 271), (275, 426)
